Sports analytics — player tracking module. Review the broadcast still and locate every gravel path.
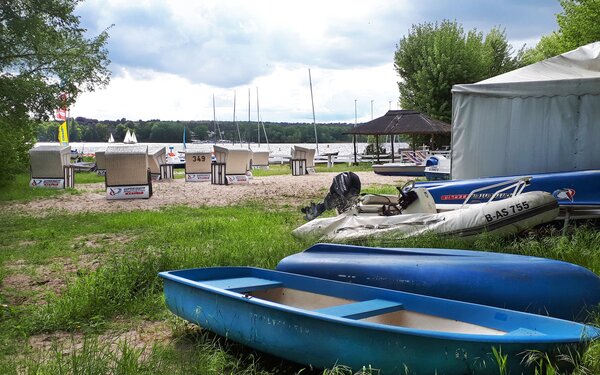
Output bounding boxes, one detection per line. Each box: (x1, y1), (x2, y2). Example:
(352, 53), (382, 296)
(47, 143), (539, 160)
(5, 172), (407, 215)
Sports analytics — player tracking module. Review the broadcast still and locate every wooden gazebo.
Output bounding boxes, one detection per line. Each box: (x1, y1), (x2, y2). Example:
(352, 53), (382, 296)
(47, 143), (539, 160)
(346, 110), (451, 163)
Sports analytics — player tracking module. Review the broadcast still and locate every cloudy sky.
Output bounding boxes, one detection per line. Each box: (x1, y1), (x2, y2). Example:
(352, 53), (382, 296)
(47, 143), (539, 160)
(72, 0), (563, 123)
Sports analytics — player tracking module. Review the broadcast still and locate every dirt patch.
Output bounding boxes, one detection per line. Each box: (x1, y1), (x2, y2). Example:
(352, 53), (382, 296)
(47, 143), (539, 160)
(1, 254), (104, 306)
(28, 320), (171, 360)
(71, 233), (135, 250)
(3, 172), (406, 216)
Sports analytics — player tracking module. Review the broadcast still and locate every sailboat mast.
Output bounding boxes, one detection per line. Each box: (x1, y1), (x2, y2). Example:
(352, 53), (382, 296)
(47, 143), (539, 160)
(233, 90), (242, 145)
(256, 87), (260, 147)
(308, 68), (319, 153)
(248, 88), (252, 149)
(212, 94), (218, 144)
(257, 87), (269, 149)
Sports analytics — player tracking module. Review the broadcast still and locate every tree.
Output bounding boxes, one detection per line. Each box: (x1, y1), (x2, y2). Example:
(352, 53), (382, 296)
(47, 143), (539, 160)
(523, 0), (600, 63)
(394, 21), (522, 127)
(0, 0), (110, 183)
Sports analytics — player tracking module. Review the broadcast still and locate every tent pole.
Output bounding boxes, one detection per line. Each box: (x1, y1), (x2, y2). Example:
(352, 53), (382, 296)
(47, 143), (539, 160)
(353, 134), (357, 165)
(376, 135), (380, 164)
(391, 135), (395, 163)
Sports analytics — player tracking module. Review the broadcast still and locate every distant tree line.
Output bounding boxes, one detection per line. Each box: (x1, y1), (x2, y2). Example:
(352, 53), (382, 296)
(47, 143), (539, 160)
(36, 117), (367, 144)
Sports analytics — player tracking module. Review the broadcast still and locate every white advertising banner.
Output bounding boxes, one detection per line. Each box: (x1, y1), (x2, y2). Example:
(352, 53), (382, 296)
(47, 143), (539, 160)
(226, 175), (250, 185)
(185, 173), (211, 182)
(29, 178), (65, 189)
(106, 185), (150, 200)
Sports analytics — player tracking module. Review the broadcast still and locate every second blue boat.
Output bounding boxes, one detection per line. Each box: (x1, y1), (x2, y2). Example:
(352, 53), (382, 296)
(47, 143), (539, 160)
(276, 243), (600, 322)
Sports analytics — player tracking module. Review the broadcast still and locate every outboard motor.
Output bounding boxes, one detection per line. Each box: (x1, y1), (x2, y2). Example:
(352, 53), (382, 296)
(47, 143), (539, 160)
(394, 180), (437, 214)
(301, 172), (361, 220)
(425, 155), (440, 167)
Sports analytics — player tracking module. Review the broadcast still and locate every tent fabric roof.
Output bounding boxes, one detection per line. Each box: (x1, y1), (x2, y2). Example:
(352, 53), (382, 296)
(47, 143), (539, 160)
(346, 110), (451, 135)
(452, 42), (600, 97)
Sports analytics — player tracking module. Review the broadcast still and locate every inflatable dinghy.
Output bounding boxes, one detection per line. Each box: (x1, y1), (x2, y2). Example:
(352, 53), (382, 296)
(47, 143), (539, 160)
(276, 243), (600, 322)
(293, 179), (559, 241)
(416, 170), (600, 221)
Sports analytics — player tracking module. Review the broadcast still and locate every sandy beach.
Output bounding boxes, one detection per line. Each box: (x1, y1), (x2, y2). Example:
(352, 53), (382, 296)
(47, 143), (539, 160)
(4, 172), (407, 215)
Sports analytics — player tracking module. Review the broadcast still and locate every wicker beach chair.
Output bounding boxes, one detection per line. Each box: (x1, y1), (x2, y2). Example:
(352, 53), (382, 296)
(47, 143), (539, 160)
(29, 144), (73, 188)
(95, 150), (106, 175)
(184, 145), (213, 182)
(212, 145), (252, 184)
(291, 145), (316, 175)
(105, 144), (151, 199)
(251, 151), (270, 169)
(147, 145), (171, 180)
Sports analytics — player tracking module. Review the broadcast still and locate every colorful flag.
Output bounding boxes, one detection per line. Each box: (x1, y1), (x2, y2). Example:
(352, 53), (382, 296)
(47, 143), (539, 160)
(58, 121), (69, 144)
(56, 108), (67, 121)
(56, 92), (68, 120)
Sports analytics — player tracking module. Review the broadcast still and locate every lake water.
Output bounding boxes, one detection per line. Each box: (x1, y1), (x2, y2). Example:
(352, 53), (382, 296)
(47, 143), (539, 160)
(36, 141), (410, 158)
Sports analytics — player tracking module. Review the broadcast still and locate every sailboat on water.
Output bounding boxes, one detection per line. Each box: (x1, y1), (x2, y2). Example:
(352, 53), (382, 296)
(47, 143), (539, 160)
(123, 129), (137, 144)
(108, 133), (115, 143)
(123, 129), (132, 143)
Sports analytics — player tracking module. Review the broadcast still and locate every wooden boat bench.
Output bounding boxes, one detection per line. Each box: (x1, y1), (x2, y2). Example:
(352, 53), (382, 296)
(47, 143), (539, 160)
(202, 277), (283, 293)
(314, 299), (404, 320)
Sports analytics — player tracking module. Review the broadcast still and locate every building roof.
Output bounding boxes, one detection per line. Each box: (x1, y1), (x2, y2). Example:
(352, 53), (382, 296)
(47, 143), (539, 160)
(346, 110), (451, 136)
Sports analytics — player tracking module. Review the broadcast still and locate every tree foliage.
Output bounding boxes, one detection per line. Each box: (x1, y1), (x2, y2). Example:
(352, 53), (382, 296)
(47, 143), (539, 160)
(36, 118), (358, 144)
(523, 0), (600, 64)
(0, 0), (110, 183)
(394, 21), (522, 126)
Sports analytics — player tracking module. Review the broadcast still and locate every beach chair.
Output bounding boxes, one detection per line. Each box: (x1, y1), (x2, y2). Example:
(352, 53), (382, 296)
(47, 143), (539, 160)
(147, 146), (172, 180)
(212, 146), (252, 185)
(104, 145), (152, 199)
(251, 151), (270, 170)
(291, 145), (316, 176)
(29, 144), (74, 188)
(95, 150), (106, 176)
(184, 146), (213, 182)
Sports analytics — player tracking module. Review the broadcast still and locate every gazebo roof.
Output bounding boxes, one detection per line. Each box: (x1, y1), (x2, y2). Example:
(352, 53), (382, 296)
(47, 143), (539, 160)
(346, 110), (451, 135)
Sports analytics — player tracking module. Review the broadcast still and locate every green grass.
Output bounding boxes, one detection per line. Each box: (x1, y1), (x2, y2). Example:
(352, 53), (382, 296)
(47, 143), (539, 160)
(0, 173), (74, 202)
(1, 179), (600, 374)
(251, 162), (376, 177)
(251, 164), (291, 177)
(0, 171), (106, 202)
(314, 162), (374, 173)
(74, 171), (105, 184)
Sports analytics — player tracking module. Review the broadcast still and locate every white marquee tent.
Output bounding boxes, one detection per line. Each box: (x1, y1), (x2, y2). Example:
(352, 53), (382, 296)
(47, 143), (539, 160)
(451, 42), (600, 179)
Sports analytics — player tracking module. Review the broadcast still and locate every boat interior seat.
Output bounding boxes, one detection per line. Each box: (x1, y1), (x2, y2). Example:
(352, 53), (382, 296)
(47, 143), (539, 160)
(201, 277), (283, 293)
(505, 328), (546, 336)
(356, 205), (384, 214)
(313, 299), (404, 320)
(361, 194), (398, 205)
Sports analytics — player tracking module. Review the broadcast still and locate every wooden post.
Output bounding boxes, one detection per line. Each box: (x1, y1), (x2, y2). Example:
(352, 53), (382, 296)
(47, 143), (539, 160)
(353, 135), (357, 165)
(376, 135), (380, 164)
(391, 135), (395, 163)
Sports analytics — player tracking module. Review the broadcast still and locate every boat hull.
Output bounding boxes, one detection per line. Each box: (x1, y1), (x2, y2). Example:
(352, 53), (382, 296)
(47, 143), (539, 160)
(277, 244), (600, 322)
(424, 169), (450, 180)
(292, 191), (559, 242)
(416, 170), (600, 220)
(373, 163), (425, 176)
(160, 267), (597, 374)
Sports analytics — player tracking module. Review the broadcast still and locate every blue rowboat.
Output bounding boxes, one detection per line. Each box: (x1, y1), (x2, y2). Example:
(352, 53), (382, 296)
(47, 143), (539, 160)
(160, 266), (599, 374)
(415, 170), (600, 220)
(276, 243), (600, 322)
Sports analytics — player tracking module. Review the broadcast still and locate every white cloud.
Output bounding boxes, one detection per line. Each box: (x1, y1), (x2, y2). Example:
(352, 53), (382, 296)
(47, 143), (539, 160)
(73, 0), (561, 121)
